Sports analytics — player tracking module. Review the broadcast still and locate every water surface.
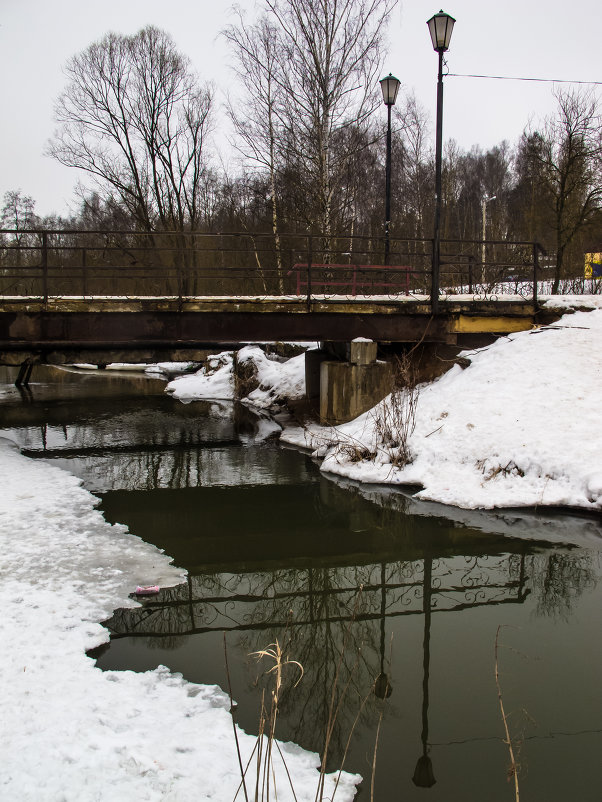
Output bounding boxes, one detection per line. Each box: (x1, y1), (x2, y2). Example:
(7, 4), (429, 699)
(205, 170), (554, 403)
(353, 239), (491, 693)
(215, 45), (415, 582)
(2, 366), (601, 801)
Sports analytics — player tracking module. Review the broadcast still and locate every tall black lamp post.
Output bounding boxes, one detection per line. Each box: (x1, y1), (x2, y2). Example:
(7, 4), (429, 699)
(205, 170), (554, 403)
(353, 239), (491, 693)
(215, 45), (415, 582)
(380, 73), (401, 265)
(427, 10), (455, 312)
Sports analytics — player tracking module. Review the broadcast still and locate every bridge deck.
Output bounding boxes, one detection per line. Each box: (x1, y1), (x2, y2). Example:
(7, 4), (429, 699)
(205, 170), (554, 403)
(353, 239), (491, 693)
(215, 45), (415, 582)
(0, 293), (536, 317)
(0, 294), (537, 365)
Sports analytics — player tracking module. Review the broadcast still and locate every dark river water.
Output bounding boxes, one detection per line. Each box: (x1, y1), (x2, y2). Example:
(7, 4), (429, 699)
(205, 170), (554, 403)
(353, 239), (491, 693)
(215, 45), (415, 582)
(1, 365), (601, 801)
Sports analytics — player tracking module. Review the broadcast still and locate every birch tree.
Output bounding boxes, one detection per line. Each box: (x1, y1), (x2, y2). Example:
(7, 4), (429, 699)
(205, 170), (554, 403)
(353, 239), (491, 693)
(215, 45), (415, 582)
(1, 190), (40, 267)
(270, 0), (397, 241)
(394, 93), (432, 240)
(223, 11), (286, 286)
(226, 0), (397, 245)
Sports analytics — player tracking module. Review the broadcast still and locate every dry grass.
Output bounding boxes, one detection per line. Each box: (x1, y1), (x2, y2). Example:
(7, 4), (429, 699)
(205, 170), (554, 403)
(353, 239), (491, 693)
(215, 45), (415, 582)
(306, 350), (420, 471)
(226, 637), (303, 802)
(477, 459), (526, 481)
(495, 625), (521, 802)
(225, 591), (391, 801)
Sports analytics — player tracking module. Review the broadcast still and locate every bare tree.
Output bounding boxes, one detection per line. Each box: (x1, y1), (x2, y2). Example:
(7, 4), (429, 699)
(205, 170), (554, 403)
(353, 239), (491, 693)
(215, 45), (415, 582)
(1, 190), (37, 231)
(393, 92), (432, 240)
(509, 132), (552, 243)
(1, 190), (39, 267)
(47, 26), (214, 234)
(523, 88), (602, 292)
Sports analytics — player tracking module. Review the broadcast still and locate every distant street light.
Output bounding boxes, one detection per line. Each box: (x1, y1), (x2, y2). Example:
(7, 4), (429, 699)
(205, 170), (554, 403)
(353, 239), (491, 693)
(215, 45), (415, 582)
(481, 194), (496, 280)
(380, 73), (401, 265)
(427, 9), (455, 312)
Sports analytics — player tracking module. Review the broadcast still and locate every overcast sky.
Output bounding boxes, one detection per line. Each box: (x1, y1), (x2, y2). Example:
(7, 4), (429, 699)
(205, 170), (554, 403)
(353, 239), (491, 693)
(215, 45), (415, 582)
(1, 0), (598, 218)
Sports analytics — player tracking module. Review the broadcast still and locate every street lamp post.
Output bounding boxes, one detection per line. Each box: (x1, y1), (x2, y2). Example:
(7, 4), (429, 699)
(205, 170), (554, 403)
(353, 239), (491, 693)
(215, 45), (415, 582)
(380, 73), (401, 265)
(481, 194), (496, 281)
(427, 10), (455, 312)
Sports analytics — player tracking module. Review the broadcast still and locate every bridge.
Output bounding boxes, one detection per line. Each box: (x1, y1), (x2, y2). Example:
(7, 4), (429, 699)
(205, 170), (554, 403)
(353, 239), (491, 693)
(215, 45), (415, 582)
(0, 228), (544, 365)
(1, 228), (546, 418)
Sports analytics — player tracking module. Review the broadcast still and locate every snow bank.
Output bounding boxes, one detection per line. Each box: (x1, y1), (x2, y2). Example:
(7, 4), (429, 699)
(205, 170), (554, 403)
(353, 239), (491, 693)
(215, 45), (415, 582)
(326, 473), (602, 550)
(282, 308), (602, 512)
(71, 362), (194, 376)
(166, 346), (308, 412)
(540, 294), (602, 310)
(0, 440), (360, 801)
(240, 346), (307, 411)
(166, 351), (235, 401)
(144, 361), (195, 377)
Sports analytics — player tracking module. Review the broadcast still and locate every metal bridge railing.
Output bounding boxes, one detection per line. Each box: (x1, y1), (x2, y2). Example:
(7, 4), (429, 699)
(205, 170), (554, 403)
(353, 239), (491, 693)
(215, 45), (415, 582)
(0, 229), (545, 310)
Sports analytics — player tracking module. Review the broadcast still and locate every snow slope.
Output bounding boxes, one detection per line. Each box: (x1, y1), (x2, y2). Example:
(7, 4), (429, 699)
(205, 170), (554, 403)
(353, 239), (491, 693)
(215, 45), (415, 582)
(283, 308), (602, 511)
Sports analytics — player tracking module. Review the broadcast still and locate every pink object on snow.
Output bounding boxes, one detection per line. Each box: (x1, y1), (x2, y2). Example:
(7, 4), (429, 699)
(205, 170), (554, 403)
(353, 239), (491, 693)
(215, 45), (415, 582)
(135, 585), (160, 595)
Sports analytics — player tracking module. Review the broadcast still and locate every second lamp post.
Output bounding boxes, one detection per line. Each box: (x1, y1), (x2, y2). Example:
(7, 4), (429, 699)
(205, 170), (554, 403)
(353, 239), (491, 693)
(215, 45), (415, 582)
(380, 73), (401, 265)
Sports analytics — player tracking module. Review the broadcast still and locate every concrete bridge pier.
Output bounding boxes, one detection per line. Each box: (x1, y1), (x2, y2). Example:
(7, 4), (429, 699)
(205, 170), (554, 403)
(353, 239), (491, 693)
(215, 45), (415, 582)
(305, 340), (394, 425)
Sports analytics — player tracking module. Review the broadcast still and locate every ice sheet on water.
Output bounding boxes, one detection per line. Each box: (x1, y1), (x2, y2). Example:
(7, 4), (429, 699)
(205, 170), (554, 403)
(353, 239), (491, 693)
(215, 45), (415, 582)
(0, 441), (360, 801)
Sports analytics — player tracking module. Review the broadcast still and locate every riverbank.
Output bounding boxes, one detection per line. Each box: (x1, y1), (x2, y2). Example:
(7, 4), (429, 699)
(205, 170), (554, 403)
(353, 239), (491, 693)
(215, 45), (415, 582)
(0, 438), (360, 800)
(166, 297), (602, 514)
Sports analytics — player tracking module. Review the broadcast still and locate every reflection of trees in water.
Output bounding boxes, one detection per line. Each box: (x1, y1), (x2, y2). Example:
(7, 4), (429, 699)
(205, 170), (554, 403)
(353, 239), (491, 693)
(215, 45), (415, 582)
(15, 402), (299, 490)
(20, 411), (224, 451)
(18, 401), (267, 456)
(95, 445), (231, 490)
(145, 633), (187, 651)
(530, 550), (599, 619)
(239, 565), (386, 761)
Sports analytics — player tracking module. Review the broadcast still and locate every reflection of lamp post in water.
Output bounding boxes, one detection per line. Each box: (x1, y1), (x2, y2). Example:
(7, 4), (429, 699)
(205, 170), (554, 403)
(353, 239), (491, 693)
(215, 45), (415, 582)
(374, 563), (393, 699)
(413, 556), (436, 787)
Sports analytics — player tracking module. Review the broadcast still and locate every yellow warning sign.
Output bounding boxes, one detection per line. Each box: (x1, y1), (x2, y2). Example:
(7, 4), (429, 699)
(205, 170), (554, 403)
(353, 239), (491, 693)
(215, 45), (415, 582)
(585, 252), (602, 279)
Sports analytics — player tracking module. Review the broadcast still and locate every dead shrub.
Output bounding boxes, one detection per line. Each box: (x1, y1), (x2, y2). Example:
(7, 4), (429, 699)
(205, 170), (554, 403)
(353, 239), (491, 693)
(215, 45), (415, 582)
(477, 459), (526, 481)
(371, 352), (419, 468)
(233, 351), (260, 399)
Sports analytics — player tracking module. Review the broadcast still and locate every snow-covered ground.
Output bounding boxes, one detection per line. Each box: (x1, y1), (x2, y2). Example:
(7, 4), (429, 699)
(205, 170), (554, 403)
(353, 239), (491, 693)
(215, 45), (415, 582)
(0, 439), (360, 801)
(284, 306), (602, 512)
(71, 361), (195, 378)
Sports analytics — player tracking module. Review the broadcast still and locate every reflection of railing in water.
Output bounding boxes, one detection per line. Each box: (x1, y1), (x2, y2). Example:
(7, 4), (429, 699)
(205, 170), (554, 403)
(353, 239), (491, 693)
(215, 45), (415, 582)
(95, 548), (598, 779)
(97, 554), (531, 772)
(21, 440), (243, 459)
(104, 555), (529, 639)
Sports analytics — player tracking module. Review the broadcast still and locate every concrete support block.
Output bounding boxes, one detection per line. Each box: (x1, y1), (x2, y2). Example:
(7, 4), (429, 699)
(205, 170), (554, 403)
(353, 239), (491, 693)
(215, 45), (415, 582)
(322, 340), (378, 364)
(350, 339), (377, 365)
(320, 358), (393, 425)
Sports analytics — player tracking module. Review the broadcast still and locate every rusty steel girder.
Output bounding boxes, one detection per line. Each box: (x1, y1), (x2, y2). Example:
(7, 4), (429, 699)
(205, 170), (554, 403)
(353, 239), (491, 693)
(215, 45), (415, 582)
(0, 296), (536, 365)
(0, 309), (452, 353)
